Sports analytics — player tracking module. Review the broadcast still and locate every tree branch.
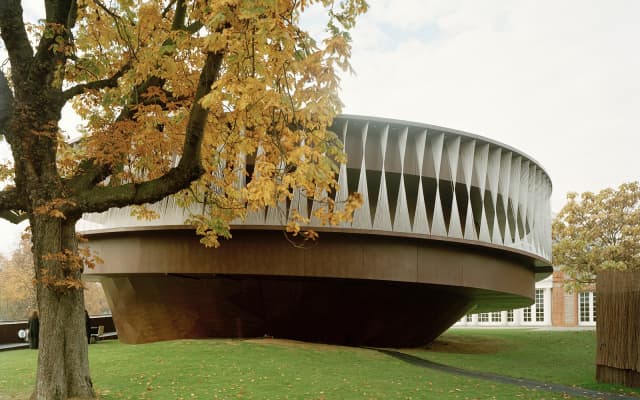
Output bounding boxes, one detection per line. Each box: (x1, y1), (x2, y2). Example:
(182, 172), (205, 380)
(162, 0), (178, 19)
(64, 158), (111, 192)
(92, 0), (136, 58)
(186, 21), (204, 34)
(45, 0), (77, 27)
(26, 0), (78, 99)
(0, 0), (34, 84)
(0, 208), (27, 224)
(92, 0), (120, 22)
(74, 51), (224, 213)
(61, 61), (132, 101)
(177, 51), (223, 171)
(66, 0), (213, 204)
(0, 187), (26, 223)
(171, 0), (187, 30)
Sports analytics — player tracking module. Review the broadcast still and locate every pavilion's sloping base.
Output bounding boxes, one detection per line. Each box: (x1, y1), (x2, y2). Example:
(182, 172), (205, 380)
(102, 275), (474, 347)
(86, 228), (543, 347)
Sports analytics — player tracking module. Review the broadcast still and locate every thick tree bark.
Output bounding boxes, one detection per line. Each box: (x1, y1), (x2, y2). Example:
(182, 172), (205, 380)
(31, 215), (95, 400)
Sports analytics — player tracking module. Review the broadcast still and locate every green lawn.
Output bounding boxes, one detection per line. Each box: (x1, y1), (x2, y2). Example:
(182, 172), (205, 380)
(408, 328), (640, 397)
(0, 330), (637, 399)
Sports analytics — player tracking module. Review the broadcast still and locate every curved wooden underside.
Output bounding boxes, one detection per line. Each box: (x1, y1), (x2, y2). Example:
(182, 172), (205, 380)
(85, 228), (544, 346)
(101, 275), (475, 346)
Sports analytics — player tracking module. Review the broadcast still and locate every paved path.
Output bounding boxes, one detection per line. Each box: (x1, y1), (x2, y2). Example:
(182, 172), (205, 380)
(374, 348), (639, 400)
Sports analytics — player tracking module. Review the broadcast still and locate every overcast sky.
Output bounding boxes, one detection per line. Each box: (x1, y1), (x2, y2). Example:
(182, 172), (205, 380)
(1, 0), (639, 255)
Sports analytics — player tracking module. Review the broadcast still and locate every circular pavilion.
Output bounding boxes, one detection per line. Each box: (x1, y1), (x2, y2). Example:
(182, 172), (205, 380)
(82, 114), (552, 347)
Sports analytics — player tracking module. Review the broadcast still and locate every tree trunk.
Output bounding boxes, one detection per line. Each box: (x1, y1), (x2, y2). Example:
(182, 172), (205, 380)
(31, 215), (95, 400)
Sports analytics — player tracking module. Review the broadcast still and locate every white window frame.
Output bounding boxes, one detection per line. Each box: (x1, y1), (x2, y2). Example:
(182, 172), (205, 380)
(578, 291), (596, 326)
(519, 288), (550, 325)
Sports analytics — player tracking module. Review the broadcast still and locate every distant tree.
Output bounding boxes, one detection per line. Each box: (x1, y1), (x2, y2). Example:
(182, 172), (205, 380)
(0, 236), (36, 320)
(554, 182), (640, 387)
(0, 237), (110, 320)
(84, 282), (110, 316)
(552, 181), (640, 292)
(0, 1), (366, 398)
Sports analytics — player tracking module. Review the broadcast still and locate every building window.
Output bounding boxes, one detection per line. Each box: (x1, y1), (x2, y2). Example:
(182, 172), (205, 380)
(466, 314), (473, 322)
(523, 288), (545, 323)
(523, 306), (531, 322)
(478, 313), (489, 322)
(579, 292), (588, 321)
(507, 310), (514, 322)
(535, 289), (544, 322)
(491, 312), (501, 322)
(579, 291), (596, 324)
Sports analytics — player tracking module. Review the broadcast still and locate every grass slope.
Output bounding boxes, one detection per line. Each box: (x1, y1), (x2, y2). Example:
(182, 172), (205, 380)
(0, 330), (636, 399)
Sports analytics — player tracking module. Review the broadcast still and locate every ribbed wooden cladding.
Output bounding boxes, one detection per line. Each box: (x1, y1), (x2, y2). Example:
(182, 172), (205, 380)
(84, 115), (552, 262)
(596, 271), (640, 387)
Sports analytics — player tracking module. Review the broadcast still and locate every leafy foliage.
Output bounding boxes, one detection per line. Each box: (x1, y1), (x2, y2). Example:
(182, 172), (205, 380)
(2, 0), (367, 243)
(552, 182), (640, 291)
(1, 1), (367, 396)
(0, 0), (369, 299)
(67, 0), (367, 241)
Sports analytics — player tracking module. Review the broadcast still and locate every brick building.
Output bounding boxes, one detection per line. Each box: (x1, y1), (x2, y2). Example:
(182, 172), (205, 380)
(456, 270), (596, 327)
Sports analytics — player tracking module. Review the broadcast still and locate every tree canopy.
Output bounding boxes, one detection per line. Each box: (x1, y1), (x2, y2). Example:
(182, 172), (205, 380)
(552, 181), (640, 291)
(1, 0), (365, 245)
(0, 0), (367, 398)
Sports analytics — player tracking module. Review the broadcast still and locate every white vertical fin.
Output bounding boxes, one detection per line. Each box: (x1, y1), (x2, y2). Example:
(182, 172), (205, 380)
(431, 132), (445, 178)
(487, 146), (502, 243)
(498, 151), (512, 245)
(474, 143), (491, 243)
(412, 129), (429, 234)
(289, 188), (308, 221)
(448, 200), (463, 238)
(509, 156), (522, 247)
(445, 136), (462, 238)
(431, 189), (448, 237)
(373, 125), (392, 230)
(334, 120), (351, 228)
(429, 132), (445, 233)
(525, 163), (537, 251)
(393, 127), (412, 232)
(461, 140), (477, 240)
(518, 160), (530, 251)
(352, 122), (371, 229)
(309, 189), (328, 227)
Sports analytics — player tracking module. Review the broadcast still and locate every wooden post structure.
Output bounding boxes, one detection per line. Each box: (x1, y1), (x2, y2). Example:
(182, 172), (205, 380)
(596, 271), (640, 387)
